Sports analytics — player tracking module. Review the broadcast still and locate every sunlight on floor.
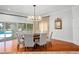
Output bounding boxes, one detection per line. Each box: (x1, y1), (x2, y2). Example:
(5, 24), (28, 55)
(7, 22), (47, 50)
(0, 40), (13, 52)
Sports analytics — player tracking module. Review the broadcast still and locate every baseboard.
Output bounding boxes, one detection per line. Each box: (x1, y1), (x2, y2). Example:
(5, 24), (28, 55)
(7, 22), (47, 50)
(52, 38), (74, 44)
(52, 38), (79, 46)
(73, 42), (79, 46)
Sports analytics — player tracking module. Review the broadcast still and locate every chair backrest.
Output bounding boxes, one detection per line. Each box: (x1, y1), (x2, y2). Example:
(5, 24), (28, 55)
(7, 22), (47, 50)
(39, 33), (47, 45)
(24, 34), (35, 47)
(16, 32), (24, 44)
(48, 32), (53, 40)
(49, 32), (53, 40)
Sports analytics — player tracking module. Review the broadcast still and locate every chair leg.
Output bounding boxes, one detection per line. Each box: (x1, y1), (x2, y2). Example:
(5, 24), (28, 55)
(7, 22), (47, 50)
(23, 43), (26, 51)
(17, 44), (19, 51)
(43, 45), (45, 48)
(24, 47), (26, 51)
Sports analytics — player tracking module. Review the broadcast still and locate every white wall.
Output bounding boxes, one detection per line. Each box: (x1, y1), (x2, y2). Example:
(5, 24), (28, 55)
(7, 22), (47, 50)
(49, 8), (73, 42)
(72, 6), (79, 45)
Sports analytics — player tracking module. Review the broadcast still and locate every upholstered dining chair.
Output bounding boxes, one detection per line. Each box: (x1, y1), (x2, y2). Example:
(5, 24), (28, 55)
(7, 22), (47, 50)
(24, 34), (35, 48)
(47, 32), (53, 48)
(16, 32), (25, 50)
(38, 33), (47, 47)
(49, 32), (53, 40)
(47, 32), (53, 41)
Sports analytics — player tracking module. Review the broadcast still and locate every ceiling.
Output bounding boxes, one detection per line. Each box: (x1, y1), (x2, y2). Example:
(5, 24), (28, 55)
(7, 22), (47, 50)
(0, 5), (73, 17)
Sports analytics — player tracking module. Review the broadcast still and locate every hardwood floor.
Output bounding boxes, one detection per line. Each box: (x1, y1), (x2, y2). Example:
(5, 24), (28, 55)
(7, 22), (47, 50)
(0, 39), (79, 52)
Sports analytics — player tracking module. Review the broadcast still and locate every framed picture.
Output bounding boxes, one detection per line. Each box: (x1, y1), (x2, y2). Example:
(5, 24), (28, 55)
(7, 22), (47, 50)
(55, 17), (62, 29)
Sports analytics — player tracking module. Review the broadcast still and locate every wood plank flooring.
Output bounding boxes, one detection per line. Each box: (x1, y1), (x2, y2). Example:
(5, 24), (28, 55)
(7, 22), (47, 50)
(0, 39), (79, 53)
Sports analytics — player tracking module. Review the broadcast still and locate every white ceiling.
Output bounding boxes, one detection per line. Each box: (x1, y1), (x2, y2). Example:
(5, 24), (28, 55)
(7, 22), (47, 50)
(0, 5), (73, 17)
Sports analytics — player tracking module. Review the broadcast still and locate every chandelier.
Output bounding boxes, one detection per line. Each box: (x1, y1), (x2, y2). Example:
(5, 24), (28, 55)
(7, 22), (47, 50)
(28, 5), (42, 21)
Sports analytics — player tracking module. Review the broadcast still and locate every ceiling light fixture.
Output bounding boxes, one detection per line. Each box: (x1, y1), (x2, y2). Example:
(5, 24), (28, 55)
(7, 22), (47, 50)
(7, 8), (11, 10)
(28, 5), (41, 21)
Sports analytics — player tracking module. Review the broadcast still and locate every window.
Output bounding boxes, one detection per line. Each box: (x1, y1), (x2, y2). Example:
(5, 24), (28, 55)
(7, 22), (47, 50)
(0, 23), (4, 40)
(5, 23), (15, 39)
(18, 23), (27, 31)
(17, 23), (33, 32)
(27, 24), (33, 31)
(0, 22), (16, 41)
(0, 23), (4, 32)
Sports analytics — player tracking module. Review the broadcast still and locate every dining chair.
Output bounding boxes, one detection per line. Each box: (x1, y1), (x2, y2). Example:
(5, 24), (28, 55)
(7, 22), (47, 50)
(24, 34), (35, 48)
(49, 32), (53, 40)
(16, 32), (25, 50)
(47, 32), (53, 48)
(38, 33), (47, 47)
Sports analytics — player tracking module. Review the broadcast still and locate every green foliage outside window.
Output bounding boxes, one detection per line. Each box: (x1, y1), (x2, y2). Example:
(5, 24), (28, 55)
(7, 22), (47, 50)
(18, 23), (33, 31)
(18, 23), (26, 31)
(27, 24), (33, 31)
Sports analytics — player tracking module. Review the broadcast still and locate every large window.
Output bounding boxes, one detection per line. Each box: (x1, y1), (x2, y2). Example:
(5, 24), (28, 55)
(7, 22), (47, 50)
(5, 23), (14, 39)
(0, 23), (33, 40)
(0, 22), (16, 41)
(17, 23), (33, 32)
(0, 22), (4, 40)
